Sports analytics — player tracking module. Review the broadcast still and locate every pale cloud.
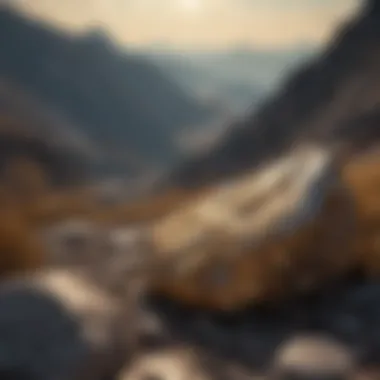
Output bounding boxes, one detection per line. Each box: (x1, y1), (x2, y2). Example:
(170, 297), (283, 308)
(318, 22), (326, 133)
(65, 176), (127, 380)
(11, 0), (362, 48)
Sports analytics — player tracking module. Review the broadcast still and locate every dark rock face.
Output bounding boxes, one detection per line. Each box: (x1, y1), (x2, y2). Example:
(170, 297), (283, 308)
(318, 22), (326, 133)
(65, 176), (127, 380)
(166, 1), (380, 189)
(0, 6), (216, 179)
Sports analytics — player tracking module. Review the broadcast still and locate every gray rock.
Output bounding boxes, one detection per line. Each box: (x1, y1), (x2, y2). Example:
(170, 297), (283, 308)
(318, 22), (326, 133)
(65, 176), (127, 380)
(0, 269), (136, 380)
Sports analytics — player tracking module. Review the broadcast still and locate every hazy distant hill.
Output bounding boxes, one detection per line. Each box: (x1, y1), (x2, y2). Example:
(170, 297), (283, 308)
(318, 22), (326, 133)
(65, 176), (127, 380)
(137, 45), (317, 114)
(165, 0), (380, 188)
(0, 7), (216, 179)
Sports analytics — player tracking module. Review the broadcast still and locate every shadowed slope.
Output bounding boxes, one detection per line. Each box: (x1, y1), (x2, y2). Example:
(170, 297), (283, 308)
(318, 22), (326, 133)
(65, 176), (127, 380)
(0, 6), (216, 177)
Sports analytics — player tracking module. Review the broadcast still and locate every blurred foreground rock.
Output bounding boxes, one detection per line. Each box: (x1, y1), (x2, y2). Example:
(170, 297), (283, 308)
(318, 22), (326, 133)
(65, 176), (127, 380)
(0, 269), (137, 380)
(271, 334), (356, 379)
(118, 347), (209, 380)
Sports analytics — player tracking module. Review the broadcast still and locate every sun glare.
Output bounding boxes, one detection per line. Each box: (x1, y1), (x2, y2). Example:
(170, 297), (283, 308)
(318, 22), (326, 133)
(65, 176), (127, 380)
(178, 0), (202, 12)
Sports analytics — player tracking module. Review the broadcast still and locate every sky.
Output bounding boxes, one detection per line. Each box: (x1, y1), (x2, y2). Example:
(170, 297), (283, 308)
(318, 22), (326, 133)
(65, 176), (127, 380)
(10, 0), (362, 49)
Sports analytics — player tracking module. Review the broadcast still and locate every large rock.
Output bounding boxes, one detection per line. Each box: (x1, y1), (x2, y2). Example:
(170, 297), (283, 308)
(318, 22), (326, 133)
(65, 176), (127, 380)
(0, 269), (136, 379)
(148, 145), (356, 310)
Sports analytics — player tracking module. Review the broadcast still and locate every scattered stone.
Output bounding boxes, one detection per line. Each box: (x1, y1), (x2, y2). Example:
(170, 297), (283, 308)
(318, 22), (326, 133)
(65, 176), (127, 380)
(118, 347), (208, 380)
(269, 334), (356, 380)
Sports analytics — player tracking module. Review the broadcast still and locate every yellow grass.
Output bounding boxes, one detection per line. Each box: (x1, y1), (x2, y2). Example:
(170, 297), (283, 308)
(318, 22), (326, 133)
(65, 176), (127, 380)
(0, 147), (380, 310)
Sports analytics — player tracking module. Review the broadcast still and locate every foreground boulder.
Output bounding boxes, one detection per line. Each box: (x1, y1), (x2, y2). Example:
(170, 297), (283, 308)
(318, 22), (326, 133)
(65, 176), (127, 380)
(0, 269), (139, 379)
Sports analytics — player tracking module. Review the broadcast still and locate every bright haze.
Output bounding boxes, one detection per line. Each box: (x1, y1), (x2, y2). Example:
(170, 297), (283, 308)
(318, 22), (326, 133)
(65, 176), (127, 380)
(10, 0), (360, 49)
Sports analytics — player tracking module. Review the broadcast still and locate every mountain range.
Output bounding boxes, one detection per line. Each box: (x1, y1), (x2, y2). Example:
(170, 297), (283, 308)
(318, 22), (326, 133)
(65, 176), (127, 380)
(0, 6), (217, 182)
(136, 44), (317, 115)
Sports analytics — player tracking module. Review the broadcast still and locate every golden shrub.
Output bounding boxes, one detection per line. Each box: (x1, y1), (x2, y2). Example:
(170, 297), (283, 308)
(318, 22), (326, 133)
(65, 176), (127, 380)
(342, 151), (380, 276)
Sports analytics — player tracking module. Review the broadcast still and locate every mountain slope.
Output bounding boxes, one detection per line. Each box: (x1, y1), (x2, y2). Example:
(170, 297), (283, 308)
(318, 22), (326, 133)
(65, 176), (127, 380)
(0, 80), (96, 187)
(140, 46), (316, 114)
(0, 7), (216, 178)
(165, 0), (380, 189)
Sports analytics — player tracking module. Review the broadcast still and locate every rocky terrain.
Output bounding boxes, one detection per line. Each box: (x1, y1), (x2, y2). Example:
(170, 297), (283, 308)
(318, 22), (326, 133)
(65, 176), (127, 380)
(1, 1), (380, 380)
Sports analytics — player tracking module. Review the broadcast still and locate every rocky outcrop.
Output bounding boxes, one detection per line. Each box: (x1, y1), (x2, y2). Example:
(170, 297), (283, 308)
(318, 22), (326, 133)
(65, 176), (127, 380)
(149, 145), (356, 310)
